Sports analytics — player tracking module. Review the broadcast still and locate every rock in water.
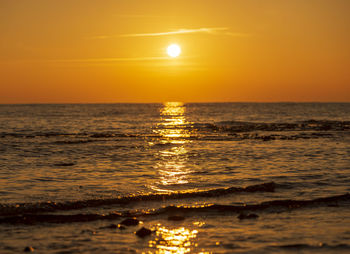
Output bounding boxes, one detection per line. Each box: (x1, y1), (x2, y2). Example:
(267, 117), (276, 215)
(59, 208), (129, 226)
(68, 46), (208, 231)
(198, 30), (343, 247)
(101, 224), (118, 229)
(54, 163), (75, 167)
(168, 215), (185, 221)
(238, 213), (259, 220)
(136, 227), (152, 238)
(118, 225), (126, 230)
(24, 246), (34, 252)
(99, 223), (125, 230)
(120, 218), (139, 226)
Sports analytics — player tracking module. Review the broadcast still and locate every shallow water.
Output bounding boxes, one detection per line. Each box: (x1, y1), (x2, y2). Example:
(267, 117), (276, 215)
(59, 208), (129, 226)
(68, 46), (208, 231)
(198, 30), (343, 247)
(0, 103), (349, 253)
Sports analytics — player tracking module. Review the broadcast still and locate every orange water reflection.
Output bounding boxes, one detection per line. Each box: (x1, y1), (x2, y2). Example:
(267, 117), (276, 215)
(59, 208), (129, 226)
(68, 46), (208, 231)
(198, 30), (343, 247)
(148, 225), (203, 254)
(147, 104), (208, 253)
(157, 102), (191, 142)
(150, 102), (193, 192)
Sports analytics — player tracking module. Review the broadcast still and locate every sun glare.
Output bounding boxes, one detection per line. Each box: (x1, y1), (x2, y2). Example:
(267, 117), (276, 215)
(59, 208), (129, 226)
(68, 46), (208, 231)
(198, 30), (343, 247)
(167, 44), (181, 58)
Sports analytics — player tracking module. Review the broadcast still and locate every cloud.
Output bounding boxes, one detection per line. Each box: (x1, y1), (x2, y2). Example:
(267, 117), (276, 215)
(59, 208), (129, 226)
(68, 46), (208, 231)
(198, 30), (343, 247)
(48, 56), (171, 63)
(1, 56), (173, 65)
(121, 27), (229, 37)
(89, 27), (249, 39)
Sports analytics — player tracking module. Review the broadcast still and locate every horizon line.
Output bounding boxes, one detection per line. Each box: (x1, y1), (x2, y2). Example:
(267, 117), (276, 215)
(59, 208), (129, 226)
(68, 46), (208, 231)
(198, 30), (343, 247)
(1, 101), (349, 105)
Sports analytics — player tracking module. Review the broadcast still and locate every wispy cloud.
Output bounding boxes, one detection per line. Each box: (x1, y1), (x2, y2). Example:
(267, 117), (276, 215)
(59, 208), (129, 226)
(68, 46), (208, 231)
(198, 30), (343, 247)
(1, 56), (174, 65)
(50, 56), (171, 63)
(121, 27), (230, 37)
(89, 27), (249, 40)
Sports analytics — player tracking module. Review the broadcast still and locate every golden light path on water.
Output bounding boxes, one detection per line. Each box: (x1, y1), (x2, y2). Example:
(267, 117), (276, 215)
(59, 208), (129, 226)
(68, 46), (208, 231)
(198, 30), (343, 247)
(148, 224), (201, 254)
(150, 102), (193, 191)
(147, 103), (210, 253)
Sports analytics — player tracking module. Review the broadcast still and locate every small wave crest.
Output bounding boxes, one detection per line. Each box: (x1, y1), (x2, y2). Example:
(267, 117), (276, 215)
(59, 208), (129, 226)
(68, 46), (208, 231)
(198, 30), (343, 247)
(211, 119), (350, 133)
(0, 131), (135, 139)
(186, 119), (350, 141)
(0, 193), (348, 225)
(270, 243), (350, 251)
(155, 193), (350, 215)
(0, 182), (276, 216)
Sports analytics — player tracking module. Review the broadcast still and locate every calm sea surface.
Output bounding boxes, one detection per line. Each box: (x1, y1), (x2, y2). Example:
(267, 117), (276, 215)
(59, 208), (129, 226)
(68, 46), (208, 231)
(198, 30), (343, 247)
(0, 103), (349, 253)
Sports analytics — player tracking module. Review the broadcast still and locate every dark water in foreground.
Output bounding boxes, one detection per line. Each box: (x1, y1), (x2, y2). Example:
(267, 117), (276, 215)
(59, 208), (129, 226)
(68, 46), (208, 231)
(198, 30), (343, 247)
(0, 103), (349, 253)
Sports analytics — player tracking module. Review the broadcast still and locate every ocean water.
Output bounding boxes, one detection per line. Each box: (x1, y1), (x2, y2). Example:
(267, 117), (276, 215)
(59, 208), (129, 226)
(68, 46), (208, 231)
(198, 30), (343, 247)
(0, 102), (349, 253)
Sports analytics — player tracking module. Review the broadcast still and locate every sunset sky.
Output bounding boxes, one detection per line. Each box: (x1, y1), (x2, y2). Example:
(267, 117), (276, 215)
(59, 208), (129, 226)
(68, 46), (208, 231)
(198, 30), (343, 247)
(1, 0), (349, 103)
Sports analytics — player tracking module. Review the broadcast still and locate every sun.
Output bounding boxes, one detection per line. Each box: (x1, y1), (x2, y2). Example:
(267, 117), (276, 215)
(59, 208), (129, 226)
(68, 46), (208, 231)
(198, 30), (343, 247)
(167, 44), (181, 58)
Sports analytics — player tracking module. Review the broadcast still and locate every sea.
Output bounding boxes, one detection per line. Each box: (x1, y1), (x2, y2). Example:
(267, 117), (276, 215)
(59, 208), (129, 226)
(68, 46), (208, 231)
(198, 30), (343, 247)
(0, 102), (349, 253)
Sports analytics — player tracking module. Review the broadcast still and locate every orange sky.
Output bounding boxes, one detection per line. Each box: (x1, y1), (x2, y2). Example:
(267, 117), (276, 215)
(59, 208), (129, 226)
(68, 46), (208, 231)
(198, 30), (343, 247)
(1, 0), (349, 103)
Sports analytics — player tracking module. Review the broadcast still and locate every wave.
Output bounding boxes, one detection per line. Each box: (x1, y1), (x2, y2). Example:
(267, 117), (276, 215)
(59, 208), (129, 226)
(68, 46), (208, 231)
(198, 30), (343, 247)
(154, 193), (350, 215)
(54, 140), (96, 144)
(155, 119), (349, 141)
(182, 120), (350, 141)
(1, 120), (349, 145)
(270, 243), (350, 251)
(0, 212), (123, 225)
(225, 131), (336, 141)
(0, 132), (135, 139)
(0, 193), (348, 225)
(205, 119), (350, 133)
(0, 182), (276, 216)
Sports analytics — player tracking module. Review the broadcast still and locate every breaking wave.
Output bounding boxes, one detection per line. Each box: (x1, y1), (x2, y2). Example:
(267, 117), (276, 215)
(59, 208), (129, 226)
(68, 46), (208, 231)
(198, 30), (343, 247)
(0, 193), (348, 225)
(0, 182), (276, 216)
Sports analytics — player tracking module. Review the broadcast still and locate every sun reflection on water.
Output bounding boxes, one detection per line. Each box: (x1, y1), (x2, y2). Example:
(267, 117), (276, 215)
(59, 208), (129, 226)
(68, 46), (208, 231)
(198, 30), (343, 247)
(161, 102), (185, 116)
(146, 104), (209, 253)
(157, 102), (191, 142)
(148, 225), (200, 254)
(149, 102), (194, 192)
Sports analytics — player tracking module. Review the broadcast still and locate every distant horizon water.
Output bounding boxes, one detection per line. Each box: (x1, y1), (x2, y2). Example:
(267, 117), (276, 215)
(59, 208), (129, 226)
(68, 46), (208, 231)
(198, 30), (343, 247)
(1, 101), (350, 105)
